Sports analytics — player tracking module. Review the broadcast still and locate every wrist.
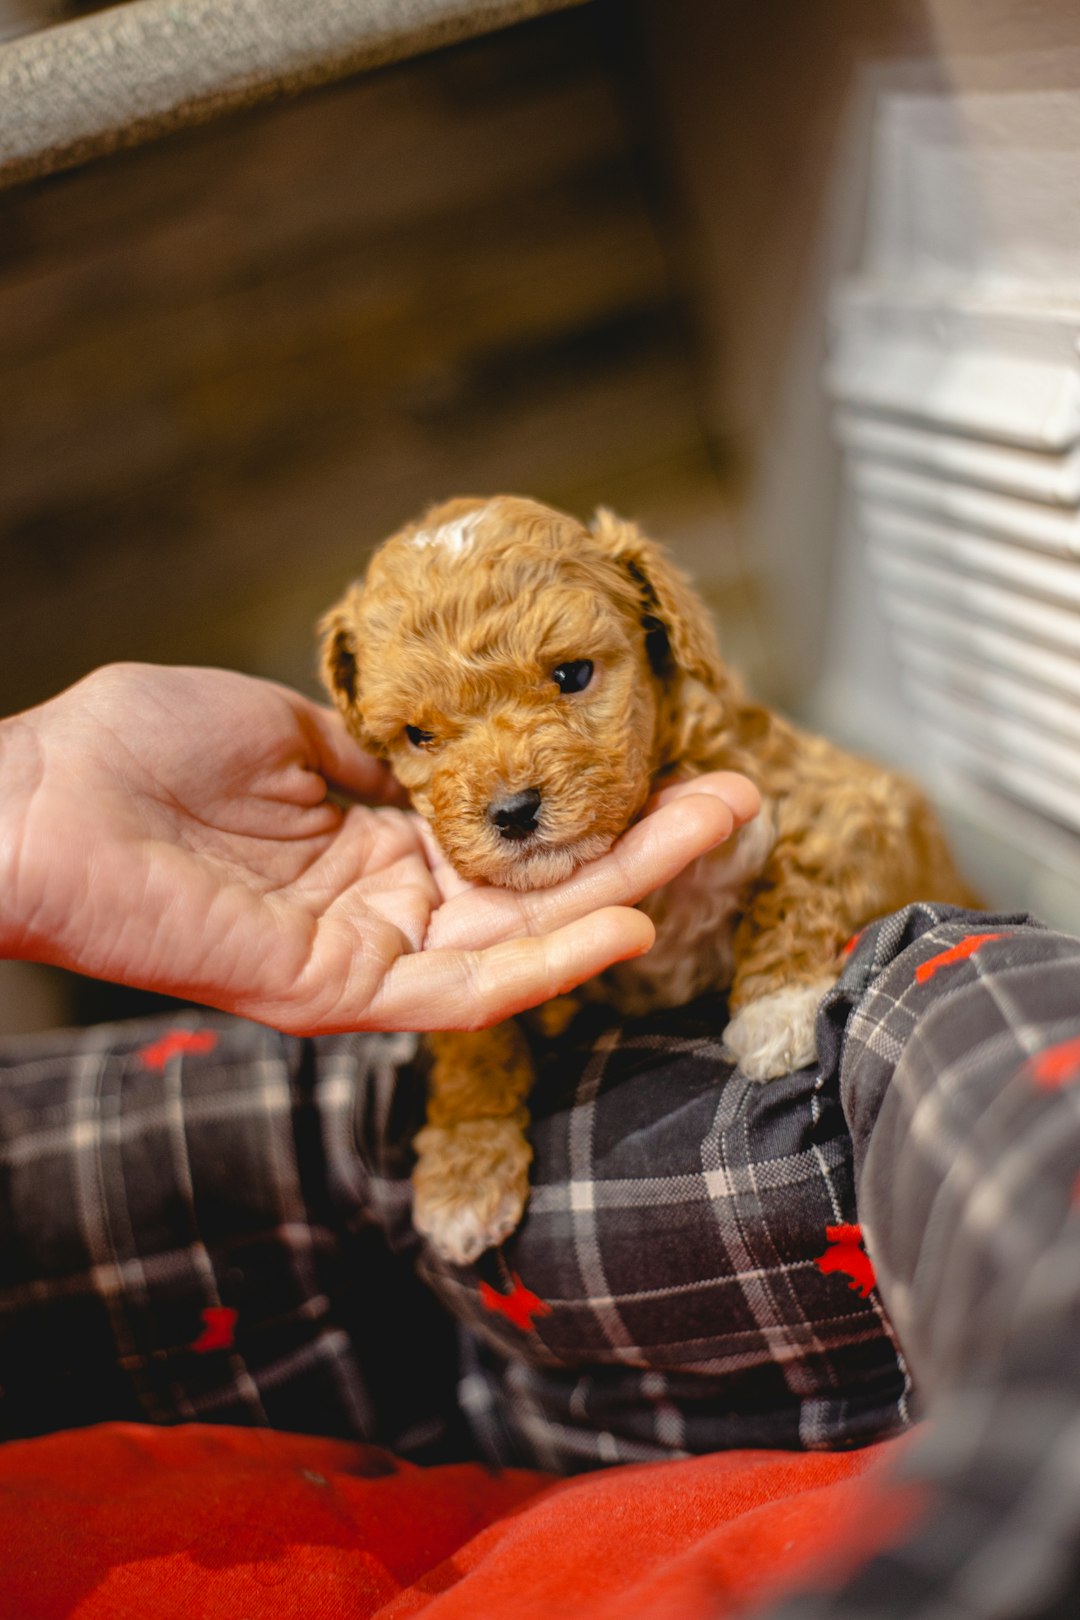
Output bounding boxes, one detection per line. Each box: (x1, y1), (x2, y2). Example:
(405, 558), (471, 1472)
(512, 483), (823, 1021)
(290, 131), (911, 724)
(0, 709), (46, 959)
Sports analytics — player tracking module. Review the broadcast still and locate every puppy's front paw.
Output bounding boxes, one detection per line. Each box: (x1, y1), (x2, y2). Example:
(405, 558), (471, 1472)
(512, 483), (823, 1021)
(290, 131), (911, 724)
(412, 1118), (532, 1266)
(723, 978), (836, 1081)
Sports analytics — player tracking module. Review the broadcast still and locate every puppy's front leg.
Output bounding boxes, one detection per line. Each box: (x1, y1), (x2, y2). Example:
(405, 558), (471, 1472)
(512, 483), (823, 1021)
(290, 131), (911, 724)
(723, 869), (845, 1082)
(412, 1022), (534, 1266)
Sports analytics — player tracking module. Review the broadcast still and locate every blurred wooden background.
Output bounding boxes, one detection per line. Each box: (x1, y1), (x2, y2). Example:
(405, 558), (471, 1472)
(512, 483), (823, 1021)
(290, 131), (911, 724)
(0, 6), (751, 727)
(0, 1), (119, 41)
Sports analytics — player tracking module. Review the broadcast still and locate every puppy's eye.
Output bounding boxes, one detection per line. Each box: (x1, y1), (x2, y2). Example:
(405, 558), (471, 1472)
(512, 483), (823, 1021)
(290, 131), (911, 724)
(552, 660), (594, 694)
(405, 725), (435, 748)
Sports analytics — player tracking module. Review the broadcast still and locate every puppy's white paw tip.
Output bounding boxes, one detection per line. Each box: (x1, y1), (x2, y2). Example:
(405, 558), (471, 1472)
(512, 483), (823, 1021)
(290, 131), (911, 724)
(414, 1187), (526, 1267)
(723, 979), (834, 1082)
(417, 1198), (524, 1270)
(412, 1118), (532, 1265)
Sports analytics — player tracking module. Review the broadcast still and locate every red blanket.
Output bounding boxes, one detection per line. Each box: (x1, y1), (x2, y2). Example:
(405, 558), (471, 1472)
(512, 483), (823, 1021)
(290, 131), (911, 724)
(2, 1424), (912, 1619)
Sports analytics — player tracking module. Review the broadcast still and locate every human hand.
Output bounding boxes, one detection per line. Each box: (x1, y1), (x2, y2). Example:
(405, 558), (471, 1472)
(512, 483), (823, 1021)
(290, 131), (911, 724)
(0, 664), (760, 1033)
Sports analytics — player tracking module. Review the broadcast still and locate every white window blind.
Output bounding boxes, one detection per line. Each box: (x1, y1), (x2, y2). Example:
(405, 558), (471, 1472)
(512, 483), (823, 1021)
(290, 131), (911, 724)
(826, 86), (1080, 851)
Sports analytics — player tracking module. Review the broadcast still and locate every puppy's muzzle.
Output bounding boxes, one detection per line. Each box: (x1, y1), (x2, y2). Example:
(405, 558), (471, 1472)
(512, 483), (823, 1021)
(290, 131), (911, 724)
(488, 787), (542, 842)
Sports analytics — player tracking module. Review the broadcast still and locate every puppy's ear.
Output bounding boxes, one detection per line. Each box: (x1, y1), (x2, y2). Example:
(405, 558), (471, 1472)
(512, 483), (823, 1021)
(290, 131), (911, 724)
(589, 508), (725, 690)
(318, 588), (374, 745)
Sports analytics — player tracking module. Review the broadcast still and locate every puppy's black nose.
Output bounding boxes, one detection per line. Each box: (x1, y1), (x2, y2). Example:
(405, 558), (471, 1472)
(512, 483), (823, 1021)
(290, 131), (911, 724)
(488, 787), (542, 841)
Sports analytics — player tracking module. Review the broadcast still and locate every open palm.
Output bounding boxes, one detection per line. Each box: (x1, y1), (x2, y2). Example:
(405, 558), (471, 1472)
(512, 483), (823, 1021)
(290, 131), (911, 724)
(0, 664), (758, 1033)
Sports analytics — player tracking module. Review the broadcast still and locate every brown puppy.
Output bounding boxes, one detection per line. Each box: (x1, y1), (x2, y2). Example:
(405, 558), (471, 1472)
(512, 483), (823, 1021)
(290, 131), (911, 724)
(321, 495), (973, 1264)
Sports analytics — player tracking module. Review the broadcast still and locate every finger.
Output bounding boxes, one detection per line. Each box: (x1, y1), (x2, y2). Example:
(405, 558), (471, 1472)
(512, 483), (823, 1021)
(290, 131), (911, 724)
(362, 906), (656, 1031)
(648, 770), (761, 824)
(428, 788), (747, 952)
(293, 695), (408, 806)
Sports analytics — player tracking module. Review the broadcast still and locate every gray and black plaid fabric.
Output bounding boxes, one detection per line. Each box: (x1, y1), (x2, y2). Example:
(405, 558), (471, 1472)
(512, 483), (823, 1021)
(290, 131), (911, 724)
(423, 994), (911, 1472)
(0, 1019), (467, 1460)
(9, 901), (1080, 1620)
(766, 905), (1080, 1620)
(0, 955), (917, 1473)
(10, 907), (1080, 1613)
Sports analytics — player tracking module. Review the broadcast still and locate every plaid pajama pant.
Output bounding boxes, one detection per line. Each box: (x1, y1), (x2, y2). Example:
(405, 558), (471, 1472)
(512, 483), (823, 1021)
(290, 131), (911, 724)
(3, 903), (1080, 1616)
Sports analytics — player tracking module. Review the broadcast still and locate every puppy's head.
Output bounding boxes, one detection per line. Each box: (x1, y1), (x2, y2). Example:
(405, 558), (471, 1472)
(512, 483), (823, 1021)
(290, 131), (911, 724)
(320, 495), (729, 890)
